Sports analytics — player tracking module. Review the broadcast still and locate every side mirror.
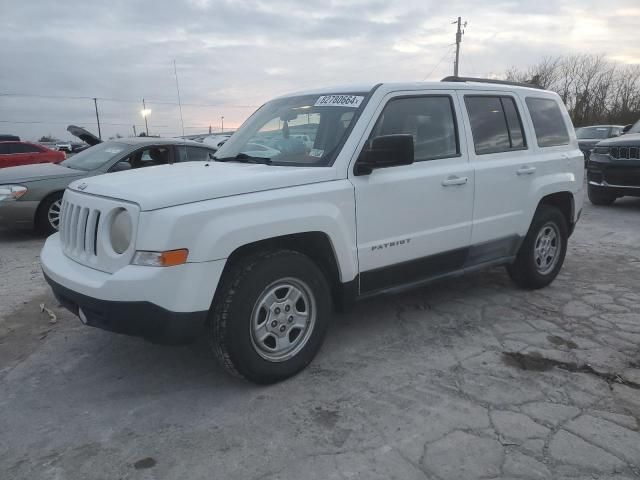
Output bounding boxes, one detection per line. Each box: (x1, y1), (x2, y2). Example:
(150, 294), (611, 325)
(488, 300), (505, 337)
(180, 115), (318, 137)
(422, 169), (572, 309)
(622, 124), (633, 134)
(111, 161), (132, 172)
(354, 134), (414, 176)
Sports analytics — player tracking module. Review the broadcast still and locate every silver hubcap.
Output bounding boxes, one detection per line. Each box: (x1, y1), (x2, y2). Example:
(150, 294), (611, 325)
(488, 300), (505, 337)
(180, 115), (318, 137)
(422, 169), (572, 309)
(48, 199), (62, 230)
(250, 278), (316, 362)
(534, 222), (560, 275)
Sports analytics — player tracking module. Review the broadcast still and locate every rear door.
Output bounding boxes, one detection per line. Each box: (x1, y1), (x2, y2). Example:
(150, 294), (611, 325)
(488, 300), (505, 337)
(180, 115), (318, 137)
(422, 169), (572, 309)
(350, 90), (474, 293)
(459, 91), (534, 260)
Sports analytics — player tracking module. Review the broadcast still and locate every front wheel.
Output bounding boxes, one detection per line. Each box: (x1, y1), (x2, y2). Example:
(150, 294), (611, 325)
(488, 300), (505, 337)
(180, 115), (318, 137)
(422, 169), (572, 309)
(588, 184), (616, 206)
(35, 192), (63, 235)
(209, 250), (331, 384)
(507, 206), (568, 289)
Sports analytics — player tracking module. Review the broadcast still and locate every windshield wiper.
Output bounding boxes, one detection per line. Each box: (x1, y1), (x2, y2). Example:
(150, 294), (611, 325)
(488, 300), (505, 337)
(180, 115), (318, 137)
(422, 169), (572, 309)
(214, 153), (272, 165)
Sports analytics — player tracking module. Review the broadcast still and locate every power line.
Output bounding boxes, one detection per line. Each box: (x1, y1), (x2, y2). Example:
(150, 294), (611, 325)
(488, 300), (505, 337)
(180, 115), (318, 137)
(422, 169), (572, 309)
(0, 92), (257, 108)
(422, 47), (455, 81)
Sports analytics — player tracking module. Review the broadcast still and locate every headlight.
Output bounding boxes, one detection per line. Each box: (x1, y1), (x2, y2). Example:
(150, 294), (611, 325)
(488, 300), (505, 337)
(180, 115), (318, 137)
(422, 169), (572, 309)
(109, 208), (132, 254)
(0, 185), (27, 202)
(593, 146), (609, 154)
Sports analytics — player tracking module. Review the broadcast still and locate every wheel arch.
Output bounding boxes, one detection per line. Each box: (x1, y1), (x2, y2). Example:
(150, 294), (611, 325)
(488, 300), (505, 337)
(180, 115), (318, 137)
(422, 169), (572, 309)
(536, 191), (575, 235)
(34, 190), (65, 224)
(218, 232), (347, 310)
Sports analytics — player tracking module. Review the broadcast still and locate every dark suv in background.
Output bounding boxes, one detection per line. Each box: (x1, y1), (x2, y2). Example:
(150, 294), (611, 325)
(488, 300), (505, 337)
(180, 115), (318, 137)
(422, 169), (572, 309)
(576, 125), (624, 164)
(587, 119), (640, 205)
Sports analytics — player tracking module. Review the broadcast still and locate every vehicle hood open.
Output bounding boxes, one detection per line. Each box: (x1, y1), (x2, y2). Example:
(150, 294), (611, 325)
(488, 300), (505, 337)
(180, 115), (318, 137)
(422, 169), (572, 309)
(0, 163), (85, 184)
(67, 125), (102, 146)
(68, 161), (337, 211)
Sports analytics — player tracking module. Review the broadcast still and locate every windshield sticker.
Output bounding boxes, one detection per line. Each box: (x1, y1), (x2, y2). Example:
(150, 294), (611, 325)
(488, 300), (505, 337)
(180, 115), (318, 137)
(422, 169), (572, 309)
(314, 95), (364, 108)
(309, 148), (324, 158)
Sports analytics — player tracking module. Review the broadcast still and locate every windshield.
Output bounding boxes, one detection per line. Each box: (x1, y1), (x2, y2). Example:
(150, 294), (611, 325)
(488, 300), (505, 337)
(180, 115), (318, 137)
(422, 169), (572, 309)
(61, 142), (129, 171)
(628, 120), (640, 134)
(576, 126), (611, 139)
(214, 92), (369, 166)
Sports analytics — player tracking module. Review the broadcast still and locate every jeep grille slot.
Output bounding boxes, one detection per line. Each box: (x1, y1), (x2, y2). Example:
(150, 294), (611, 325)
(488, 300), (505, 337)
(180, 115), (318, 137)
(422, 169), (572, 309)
(609, 146), (640, 160)
(59, 199), (100, 259)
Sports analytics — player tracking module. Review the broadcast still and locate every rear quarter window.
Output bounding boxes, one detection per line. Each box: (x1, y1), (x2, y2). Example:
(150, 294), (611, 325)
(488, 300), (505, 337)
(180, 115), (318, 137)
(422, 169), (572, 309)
(525, 97), (570, 147)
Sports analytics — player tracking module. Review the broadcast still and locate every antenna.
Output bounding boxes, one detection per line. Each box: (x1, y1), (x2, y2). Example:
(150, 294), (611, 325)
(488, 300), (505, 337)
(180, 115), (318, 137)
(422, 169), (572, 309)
(173, 60), (186, 138)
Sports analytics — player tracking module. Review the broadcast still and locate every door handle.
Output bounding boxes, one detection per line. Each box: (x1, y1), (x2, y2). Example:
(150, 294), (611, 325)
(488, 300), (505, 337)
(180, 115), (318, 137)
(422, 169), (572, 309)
(516, 166), (536, 175)
(441, 175), (468, 186)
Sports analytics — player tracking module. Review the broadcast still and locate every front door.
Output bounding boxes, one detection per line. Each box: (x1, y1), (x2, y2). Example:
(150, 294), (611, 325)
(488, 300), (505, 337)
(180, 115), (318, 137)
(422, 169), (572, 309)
(350, 91), (474, 293)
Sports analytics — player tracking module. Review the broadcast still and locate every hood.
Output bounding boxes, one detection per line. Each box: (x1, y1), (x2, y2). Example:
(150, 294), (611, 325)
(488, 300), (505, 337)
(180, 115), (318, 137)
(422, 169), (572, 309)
(68, 161), (337, 211)
(596, 133), (640, 147)
(67, 125), (102, 146)
(577, 139), (602, 150)
(0, 163), (85, 184)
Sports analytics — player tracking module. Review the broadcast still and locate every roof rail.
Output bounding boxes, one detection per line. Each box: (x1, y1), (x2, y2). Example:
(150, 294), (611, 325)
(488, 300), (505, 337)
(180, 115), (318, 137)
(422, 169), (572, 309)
(441, 76), (543, 90)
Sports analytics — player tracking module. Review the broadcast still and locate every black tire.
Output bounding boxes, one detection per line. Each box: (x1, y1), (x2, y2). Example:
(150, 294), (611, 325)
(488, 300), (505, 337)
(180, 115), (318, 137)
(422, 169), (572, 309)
(507, 205), (568, 290)
(209, 249), (332, 384)
(35, 192), (63, 236)
(588, 184), (616, 206)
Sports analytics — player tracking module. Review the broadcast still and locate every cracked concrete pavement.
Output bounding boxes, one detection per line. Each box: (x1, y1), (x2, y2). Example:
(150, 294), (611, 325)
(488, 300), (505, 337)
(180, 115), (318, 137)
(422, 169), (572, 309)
(1, 198), (640, 479)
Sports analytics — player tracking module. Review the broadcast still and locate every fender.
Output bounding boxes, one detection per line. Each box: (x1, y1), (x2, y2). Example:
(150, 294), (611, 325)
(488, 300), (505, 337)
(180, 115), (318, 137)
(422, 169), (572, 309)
(135, 179), (359, 282)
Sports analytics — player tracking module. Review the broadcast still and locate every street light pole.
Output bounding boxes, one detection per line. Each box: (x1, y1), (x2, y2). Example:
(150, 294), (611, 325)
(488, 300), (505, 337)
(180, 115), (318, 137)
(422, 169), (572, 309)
(221, 116), (224, 133)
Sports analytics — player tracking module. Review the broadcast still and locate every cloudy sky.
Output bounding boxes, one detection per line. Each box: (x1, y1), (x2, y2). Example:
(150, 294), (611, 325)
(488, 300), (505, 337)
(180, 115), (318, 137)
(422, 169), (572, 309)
(2, 0), (639, 141)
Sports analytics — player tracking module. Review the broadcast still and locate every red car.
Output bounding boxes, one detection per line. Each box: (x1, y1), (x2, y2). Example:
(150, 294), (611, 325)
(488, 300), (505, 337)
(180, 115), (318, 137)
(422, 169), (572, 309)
(0, 141), (66, 168)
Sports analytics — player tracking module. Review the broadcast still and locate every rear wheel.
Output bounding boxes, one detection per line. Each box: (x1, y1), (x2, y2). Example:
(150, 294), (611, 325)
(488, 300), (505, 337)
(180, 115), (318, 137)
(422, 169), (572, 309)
(588, 184), (616, 205)
(507, 205), (568, 289)
(209, 250), (331, 384)
(35, 192), (63, 235)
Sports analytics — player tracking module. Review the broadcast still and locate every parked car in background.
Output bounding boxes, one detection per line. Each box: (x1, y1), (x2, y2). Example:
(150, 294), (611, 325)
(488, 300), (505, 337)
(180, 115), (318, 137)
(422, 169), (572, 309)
(587, 118), (640, 205)
(40, 78), (583, 383)
(0, 141), (65, 169)
(55, 141), (73, 153)
(0, 134), (20, 141)
(576, 125), (624, 164)
(203, 133), (232, 150)
(0, 138), (216, 234)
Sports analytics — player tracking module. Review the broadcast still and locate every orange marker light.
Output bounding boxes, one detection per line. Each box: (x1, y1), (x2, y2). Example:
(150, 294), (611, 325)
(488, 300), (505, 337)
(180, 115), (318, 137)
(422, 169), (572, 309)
(159, 249), (189, 266)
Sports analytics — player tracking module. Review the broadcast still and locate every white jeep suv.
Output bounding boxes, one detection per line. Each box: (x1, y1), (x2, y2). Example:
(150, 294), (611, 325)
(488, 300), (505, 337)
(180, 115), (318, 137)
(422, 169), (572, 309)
(41, 78), (584, 383)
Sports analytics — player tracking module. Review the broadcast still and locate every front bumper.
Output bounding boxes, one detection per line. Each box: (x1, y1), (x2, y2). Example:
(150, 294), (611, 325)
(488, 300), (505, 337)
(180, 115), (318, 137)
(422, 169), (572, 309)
(41, 233), (226, 343)
(587, 154), (640, 195)
(44, 273), (207, 344)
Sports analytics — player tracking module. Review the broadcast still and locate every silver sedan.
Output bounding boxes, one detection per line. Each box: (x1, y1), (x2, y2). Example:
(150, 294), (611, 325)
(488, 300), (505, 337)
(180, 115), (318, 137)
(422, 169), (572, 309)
(0, 137), (216, 234)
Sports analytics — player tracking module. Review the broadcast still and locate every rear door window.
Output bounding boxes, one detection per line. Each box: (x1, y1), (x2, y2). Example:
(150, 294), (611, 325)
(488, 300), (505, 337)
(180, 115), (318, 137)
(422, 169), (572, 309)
(525, 97), (570, 147)
(9, 143), (42, 154)
(464, 96), (526, 155)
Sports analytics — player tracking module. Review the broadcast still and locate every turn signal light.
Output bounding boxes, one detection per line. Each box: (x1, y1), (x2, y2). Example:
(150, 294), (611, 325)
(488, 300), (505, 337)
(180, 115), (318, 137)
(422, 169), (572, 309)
(132, 249), (189, 267)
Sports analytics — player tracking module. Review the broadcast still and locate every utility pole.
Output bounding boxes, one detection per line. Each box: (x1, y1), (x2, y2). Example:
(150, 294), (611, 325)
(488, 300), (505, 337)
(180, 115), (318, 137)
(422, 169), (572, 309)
(221, 116), (224, 133)
(453, 17), (467, 77)
(93, 98), (102, 140)
(132, 125), (137, 137)
(142, 98), (149, 136)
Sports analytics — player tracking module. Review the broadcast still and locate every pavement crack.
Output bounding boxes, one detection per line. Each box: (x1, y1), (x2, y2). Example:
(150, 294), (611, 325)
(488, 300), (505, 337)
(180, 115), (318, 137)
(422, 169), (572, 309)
(502, 351), (640, 390)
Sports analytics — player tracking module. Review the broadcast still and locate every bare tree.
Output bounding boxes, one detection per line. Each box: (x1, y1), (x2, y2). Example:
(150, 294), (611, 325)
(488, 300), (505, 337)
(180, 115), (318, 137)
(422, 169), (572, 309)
(506, 54), (640, 126)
